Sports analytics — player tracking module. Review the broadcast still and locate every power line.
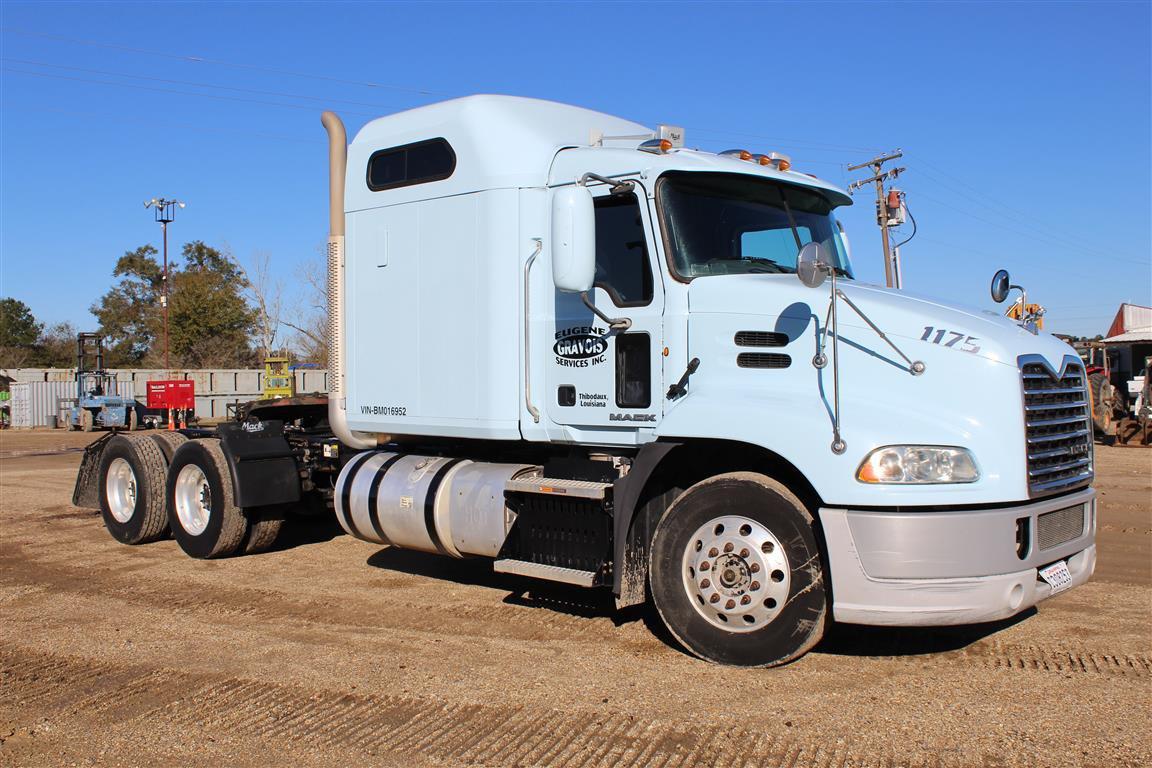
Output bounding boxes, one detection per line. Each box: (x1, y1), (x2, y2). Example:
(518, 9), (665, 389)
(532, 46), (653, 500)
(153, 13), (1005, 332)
(906, 161), (1140, 265)
(0, 102), (314, 144)
(911, 190), (1151, 268)
(906, 151), (1114, 256)
(0, 26), (449, 96)
(0, 57), (413, 111)
(0, 67), (384, 117)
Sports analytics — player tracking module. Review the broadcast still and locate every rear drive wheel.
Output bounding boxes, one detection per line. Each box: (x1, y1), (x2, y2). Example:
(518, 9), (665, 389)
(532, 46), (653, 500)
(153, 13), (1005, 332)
(98, 435), (169, 544)
(149, 431), (188, 463)
(241, 506), (286, 555)
(166, 439), (248, 559)
(127, 408), (138, 431)
(81, 409), (96, 432)
(649, 472), (827, 667)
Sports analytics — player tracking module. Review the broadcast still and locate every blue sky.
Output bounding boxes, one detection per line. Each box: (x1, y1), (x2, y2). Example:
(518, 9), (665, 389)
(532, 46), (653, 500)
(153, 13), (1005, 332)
(1, 1), (1149, 339)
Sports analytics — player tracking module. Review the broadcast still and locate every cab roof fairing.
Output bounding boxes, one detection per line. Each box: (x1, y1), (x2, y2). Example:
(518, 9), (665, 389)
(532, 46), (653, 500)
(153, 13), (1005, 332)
(344, 94), (652, 213)
(547, 146), (854, 208)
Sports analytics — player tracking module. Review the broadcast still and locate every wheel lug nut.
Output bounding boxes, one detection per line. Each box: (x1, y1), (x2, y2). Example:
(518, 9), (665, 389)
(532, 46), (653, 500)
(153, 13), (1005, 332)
(700, 561), (710, 571)
(725, 599), (736, 609)
(708, 547), (719, 557)
(750, 581), (761, 591)
(740, 595), (751, 605)
(709, 594), (720, 604)
(700, 579), (711, 589)
(723, 543), (734, 553)
(750, 563), (760, 573)
(739, 548), (749, 558)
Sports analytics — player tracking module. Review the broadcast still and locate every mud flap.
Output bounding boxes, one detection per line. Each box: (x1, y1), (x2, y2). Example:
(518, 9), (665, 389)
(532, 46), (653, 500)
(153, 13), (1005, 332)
(72, 433), (115, 508)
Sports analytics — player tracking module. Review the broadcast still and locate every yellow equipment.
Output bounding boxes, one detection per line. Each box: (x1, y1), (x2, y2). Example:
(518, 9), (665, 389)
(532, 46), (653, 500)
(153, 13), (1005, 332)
(263, 355), (296, 399)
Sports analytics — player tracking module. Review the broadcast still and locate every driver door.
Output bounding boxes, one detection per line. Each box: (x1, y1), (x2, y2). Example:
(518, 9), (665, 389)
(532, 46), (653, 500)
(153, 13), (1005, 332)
(546, 181), (664, 436)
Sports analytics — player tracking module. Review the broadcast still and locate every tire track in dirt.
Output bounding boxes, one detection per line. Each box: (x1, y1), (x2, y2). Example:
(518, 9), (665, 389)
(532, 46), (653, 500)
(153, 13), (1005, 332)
(0, 545), (638, 647)
(1, 647), (983, 768)
(6, 548), (1148, 678)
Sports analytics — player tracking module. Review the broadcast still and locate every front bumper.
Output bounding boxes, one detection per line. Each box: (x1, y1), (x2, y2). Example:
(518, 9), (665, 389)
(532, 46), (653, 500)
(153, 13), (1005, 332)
(819, 487), (1096, 626)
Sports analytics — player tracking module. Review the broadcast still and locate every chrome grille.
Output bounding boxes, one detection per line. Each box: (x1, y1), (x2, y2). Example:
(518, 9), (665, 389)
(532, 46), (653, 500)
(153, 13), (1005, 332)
(1020, 357), (1093, 496)
(1037, 504), (1086, 550)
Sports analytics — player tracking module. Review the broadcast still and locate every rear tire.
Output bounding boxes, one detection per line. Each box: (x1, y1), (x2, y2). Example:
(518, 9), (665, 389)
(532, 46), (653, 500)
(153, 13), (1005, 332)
(166, 439), (248, 559)
(98, 435), (170, 544)
(241, 507), (285, 555)
(149, 431), (188, 463)
(81, 409), (96, 432)
(649, 472), (826, 667)
(127, 408), (138, 431)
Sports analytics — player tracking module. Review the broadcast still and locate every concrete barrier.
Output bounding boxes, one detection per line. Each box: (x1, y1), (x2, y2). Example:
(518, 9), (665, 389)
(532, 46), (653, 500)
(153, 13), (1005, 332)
(1, 368), (329, 425)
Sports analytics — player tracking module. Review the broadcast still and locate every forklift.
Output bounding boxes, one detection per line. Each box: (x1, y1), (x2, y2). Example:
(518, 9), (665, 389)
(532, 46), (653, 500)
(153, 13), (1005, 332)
(65, 333), (140, 431)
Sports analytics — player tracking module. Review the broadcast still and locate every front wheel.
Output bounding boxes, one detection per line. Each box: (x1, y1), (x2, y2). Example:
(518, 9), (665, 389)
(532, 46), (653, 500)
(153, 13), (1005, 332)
(649, 472), (827, 667)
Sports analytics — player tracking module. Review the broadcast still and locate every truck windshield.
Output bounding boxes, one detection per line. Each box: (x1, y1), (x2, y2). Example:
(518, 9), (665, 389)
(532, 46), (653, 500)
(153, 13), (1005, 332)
(657, 172), (853, 280)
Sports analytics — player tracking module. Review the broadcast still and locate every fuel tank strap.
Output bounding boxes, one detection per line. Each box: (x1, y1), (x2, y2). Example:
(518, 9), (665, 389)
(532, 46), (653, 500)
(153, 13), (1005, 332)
(367, 453), (405, 545)
(424, 458), (466, 556)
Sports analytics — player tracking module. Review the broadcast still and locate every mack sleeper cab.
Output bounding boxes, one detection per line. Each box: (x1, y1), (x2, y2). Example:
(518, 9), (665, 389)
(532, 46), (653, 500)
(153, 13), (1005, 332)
(74, 96), (1096, 667)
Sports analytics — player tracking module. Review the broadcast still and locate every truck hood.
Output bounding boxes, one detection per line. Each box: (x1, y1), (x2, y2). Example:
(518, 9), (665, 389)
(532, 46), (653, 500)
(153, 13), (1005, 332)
(687, 275), (1077, 371)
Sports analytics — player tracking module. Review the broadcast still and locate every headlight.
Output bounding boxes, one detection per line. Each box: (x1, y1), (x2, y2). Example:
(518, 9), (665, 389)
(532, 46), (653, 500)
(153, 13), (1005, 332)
(857, 446), (979, 484)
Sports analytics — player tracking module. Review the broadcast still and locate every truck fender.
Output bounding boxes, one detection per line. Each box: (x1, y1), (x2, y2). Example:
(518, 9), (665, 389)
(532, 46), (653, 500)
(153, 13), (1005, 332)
(612, 440), (682, 606)
(216, 420), (301, 509)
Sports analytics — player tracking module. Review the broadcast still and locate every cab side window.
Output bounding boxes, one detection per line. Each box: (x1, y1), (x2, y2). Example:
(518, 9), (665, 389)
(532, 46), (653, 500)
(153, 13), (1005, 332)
(594, 194), (653, 307)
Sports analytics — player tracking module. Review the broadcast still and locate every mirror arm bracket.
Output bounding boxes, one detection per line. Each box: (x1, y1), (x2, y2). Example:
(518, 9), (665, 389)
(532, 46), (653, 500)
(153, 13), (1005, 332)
(579, 172), (635, 196)
(581, 292), (631, 331)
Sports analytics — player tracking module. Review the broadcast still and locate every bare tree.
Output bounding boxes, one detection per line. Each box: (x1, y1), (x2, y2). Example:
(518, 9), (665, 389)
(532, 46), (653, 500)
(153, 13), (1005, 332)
(281, 255), (328, 367)
(239, 249), (284, 360)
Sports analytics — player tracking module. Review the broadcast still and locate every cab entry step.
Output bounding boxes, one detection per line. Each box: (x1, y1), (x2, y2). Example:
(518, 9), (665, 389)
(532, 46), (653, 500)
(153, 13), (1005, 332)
(504, 477), (612, 500)
(493, 559), (598, 586)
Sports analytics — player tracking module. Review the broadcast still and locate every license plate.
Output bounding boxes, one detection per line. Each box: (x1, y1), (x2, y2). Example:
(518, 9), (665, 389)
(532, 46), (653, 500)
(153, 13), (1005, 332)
(1038, 561), (1073, 594)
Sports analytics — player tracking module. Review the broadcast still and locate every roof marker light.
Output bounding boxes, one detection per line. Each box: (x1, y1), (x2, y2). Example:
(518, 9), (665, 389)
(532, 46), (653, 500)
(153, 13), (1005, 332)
(639, 138), (673, 154)
(720, 149), (754, 161)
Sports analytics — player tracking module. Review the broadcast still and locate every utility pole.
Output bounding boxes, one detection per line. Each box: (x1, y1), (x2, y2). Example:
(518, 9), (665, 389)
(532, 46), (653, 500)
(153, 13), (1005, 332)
(847, 150), (905, 288)
(143, 198), (186, 371)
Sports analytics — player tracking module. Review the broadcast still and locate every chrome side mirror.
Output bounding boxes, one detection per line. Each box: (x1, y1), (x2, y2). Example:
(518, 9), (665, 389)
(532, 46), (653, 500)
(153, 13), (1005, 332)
(990, 269), (1011, 303)
(551, 186), (595, 293)
(796, 242), (827, 289)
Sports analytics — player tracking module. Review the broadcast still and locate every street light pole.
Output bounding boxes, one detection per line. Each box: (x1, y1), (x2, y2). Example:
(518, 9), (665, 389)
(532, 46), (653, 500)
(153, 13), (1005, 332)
(143, 198), (186, 371)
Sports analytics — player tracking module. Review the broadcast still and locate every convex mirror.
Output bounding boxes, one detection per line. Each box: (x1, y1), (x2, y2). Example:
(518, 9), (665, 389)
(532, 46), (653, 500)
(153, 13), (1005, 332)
(797, 242), (827, 289)
(990, 269), (1011, 303)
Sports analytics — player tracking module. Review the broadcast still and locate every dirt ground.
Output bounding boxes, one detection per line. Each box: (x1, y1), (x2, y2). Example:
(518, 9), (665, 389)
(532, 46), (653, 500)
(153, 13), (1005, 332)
(1, 429), (1149, 768)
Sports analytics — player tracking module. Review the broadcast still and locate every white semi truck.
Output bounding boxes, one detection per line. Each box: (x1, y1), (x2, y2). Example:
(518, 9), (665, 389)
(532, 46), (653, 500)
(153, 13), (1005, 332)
(74, 96), (1096, 667)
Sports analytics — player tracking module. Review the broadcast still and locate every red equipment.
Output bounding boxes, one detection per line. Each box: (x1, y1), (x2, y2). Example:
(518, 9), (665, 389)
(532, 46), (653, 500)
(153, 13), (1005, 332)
(146, 380), (195, 430)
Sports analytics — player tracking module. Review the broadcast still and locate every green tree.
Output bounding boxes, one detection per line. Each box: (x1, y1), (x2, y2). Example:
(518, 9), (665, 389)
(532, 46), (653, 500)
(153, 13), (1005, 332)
(91, 241), (258, 368)
(90, 245), (164, 366)
(167, 241), (258, 368)
(0, 297), (44, 368)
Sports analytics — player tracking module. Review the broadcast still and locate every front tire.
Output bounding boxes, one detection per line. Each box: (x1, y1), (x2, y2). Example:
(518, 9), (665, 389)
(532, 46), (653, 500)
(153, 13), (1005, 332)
(98, 435), (170, 544)
(649, 472), (827, 667)
(166, 439), (248, 559)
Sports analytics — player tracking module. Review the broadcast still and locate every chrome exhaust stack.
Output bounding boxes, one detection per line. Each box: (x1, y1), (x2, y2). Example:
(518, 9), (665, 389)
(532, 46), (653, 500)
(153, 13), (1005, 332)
(322, 111), (377, 450)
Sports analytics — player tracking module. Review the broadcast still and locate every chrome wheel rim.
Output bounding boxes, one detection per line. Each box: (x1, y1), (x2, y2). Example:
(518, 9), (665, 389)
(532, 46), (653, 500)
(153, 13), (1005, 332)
(174, 464), (211, 536)
(681, 515), (791, 632)
(105, 458), (137, 523)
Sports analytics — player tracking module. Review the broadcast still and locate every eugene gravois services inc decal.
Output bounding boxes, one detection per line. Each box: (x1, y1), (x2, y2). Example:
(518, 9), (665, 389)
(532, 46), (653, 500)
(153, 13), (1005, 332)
(554, 326), (608, 368)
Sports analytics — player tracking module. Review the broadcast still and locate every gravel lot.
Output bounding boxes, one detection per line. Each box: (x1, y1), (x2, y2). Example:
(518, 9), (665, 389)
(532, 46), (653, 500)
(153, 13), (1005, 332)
(1, 430), (1149, 767)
